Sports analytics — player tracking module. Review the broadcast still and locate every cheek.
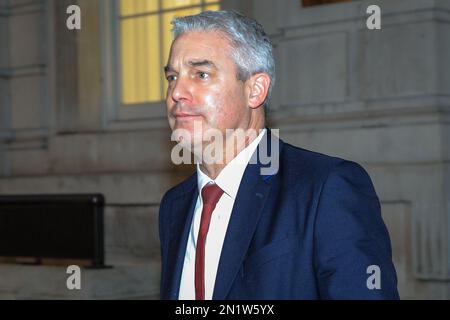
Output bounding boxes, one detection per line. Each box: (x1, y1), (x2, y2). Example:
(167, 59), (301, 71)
(166, 100), (175, 127)
(199, 82), (247, 127)
(221, 86), (247, 116)
(203, 92), (219, 116)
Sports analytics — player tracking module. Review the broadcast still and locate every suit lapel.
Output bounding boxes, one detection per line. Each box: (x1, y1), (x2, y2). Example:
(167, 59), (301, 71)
(213, 130), (282, 299)
(165, 175), (198, 300)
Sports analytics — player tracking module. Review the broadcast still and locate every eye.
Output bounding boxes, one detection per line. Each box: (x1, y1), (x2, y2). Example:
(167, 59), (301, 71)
(166, 74), (177, 82)
(198, 72), (209, 80)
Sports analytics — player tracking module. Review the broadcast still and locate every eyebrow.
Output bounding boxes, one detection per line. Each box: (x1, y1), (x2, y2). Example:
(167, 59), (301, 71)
(164, 59), (217, 73)
(163, 65), (172, 73)
(188, 59), (217, 69)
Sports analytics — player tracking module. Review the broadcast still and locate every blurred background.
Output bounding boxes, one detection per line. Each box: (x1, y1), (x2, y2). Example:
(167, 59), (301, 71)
(0, 0), (449, 299)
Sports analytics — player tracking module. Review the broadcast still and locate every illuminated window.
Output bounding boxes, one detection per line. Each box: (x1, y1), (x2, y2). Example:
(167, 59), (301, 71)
(119, 0), (220, 106)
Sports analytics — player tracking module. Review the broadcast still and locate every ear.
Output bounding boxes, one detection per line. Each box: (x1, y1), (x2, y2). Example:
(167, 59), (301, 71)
(246, 73), (271, 109)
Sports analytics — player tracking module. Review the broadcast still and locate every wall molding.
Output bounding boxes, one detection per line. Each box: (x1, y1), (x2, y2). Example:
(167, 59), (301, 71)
(272, 94), (450, 123)
(7, 0), (45, 16)
(0, 64), (46, 78)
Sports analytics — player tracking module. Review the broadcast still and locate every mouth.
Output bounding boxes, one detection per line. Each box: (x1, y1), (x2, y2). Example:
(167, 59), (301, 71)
(174, 112), (202, 120)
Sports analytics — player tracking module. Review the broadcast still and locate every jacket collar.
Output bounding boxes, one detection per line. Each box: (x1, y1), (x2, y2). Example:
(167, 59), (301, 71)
(213, 128), (282, 299)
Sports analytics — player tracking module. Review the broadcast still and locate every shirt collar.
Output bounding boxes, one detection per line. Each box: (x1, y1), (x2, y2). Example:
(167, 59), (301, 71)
(197, 128), (266, 200)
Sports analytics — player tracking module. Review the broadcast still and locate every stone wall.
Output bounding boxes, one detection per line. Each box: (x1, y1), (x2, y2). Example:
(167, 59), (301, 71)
(0, 0), (449, 299)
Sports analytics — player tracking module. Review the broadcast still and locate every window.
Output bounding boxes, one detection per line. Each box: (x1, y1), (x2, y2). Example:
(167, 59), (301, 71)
(119, 0), (220, 106)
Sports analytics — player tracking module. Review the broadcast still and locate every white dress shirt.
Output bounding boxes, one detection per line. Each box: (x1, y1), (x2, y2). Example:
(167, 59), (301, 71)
(178, 128), (266, 300)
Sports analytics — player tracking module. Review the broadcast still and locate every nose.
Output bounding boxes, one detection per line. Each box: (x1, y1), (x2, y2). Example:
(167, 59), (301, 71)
(171, 76), (193, 103)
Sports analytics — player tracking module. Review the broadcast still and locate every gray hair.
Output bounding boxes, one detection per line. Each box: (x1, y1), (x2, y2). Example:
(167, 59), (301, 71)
(171, 10), (275, 110)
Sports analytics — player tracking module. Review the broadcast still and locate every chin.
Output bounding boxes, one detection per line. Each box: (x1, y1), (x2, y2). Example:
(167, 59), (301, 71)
(171, 125), (202, 152)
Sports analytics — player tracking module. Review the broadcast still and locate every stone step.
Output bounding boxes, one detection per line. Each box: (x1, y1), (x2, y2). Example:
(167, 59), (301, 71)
(0, 260), (160, 299)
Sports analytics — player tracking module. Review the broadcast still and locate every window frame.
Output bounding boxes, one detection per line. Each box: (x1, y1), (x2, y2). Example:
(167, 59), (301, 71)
(101, 0), (166, 130)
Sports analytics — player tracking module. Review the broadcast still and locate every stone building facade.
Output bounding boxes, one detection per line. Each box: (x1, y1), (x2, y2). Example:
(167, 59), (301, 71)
(0, 0), (449, 299)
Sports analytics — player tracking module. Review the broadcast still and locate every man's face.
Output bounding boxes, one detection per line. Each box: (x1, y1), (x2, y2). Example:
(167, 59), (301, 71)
(165, 31), (249, 149)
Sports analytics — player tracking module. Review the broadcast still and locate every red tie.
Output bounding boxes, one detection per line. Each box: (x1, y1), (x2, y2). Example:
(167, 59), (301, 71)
(195, 183), (224, 300)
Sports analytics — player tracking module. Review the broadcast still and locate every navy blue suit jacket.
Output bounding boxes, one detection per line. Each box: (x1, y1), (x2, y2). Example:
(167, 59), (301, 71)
(159, 130), (399, 299)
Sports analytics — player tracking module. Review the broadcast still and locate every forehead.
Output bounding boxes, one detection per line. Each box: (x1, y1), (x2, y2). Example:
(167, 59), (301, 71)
(168, 31), (234, 66)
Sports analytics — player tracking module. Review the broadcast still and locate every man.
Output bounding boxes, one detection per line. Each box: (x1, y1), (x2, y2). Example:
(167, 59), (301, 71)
(159, 10), (399, 300)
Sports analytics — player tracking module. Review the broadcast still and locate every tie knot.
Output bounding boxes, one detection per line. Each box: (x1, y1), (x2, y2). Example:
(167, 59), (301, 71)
(201, 183), (224, 206)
